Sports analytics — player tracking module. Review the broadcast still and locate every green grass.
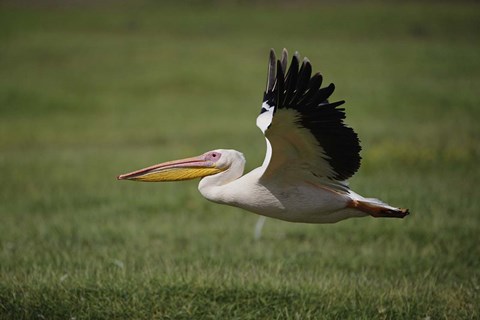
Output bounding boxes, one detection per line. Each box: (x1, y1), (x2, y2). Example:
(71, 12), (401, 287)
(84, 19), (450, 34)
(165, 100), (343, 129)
(1, 1), (479, 319)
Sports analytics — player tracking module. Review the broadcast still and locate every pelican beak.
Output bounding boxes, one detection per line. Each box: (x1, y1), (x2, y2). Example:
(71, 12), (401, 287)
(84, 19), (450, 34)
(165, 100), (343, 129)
(117, 155), (224, 182)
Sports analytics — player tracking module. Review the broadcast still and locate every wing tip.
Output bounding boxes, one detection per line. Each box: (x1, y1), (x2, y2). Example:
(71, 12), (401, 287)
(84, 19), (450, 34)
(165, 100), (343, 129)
(281, 48), (288, 73)
(266, 48), (277, 92)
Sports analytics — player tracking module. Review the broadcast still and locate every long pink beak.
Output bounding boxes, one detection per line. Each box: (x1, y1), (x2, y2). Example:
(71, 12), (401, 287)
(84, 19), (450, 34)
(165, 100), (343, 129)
(117, 155), (223, 182)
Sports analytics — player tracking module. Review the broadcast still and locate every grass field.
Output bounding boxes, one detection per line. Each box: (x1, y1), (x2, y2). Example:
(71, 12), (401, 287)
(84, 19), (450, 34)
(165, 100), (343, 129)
(1, 1), (479, 319)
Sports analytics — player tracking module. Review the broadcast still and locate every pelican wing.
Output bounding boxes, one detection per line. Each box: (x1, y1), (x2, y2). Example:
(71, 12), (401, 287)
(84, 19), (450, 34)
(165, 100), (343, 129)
(256, 49), (361, 185)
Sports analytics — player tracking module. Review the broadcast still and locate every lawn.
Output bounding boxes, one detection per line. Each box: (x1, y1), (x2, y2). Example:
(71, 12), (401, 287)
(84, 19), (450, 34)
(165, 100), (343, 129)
(0, 1), (479, 319)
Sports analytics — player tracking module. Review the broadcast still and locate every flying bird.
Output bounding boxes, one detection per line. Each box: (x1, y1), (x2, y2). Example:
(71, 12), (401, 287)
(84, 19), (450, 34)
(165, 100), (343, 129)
(118, 49), (409, 226)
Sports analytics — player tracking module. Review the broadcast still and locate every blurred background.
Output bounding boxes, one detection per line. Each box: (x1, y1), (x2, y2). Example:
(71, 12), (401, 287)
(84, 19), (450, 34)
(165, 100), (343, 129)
(0, 1), (479, 318)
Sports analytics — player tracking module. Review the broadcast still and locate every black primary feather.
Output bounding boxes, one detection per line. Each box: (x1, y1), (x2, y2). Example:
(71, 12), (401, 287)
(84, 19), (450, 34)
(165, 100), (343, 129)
(266, 49), (276, 93)
(280, 48), (288, 74)
(262, 48), (362, 181)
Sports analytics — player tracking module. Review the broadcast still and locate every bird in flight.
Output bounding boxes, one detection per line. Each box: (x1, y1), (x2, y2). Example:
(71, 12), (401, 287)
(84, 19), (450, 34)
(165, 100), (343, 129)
(118, 49), (409, 226)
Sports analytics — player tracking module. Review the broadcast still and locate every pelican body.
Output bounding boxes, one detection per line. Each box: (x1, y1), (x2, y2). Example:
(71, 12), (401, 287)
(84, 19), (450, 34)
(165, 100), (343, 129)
(118, 49), (409, 224)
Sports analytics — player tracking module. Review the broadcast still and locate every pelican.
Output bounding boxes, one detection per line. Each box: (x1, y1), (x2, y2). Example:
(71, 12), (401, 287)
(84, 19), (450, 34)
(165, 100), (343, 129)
(118, 49), (409, 227)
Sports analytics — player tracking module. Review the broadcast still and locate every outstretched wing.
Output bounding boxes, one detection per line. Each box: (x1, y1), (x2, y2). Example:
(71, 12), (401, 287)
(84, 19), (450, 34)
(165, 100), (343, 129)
(256, 49), (361, 186)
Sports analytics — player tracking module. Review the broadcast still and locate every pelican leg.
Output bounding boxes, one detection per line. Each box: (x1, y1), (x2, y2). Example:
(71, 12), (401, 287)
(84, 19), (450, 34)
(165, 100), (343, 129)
(254, 216), (267, 240)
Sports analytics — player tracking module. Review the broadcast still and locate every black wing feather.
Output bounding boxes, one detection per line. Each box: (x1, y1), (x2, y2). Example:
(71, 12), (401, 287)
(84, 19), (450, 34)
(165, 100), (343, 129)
(266, 49), (276, 93)
(280, 49), (288, 74)
(291, 58), (312, 106)
(262, 48), (361, 181)
(275, 60), (285, 110)
(298, 72), (322, 107)
(284, 53), (299, 106)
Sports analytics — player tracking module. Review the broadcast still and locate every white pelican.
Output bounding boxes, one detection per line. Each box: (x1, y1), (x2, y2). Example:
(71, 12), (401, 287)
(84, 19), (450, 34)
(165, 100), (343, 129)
(118, 49), (409, 225)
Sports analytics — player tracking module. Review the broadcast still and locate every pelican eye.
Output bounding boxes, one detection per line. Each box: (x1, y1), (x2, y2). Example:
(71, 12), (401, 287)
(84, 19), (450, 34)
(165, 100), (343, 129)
(206, 152), (221, 162)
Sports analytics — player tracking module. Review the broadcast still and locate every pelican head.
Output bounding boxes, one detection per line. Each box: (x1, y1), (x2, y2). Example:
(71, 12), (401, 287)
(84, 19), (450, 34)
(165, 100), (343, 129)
(117, 149), (244, 183)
